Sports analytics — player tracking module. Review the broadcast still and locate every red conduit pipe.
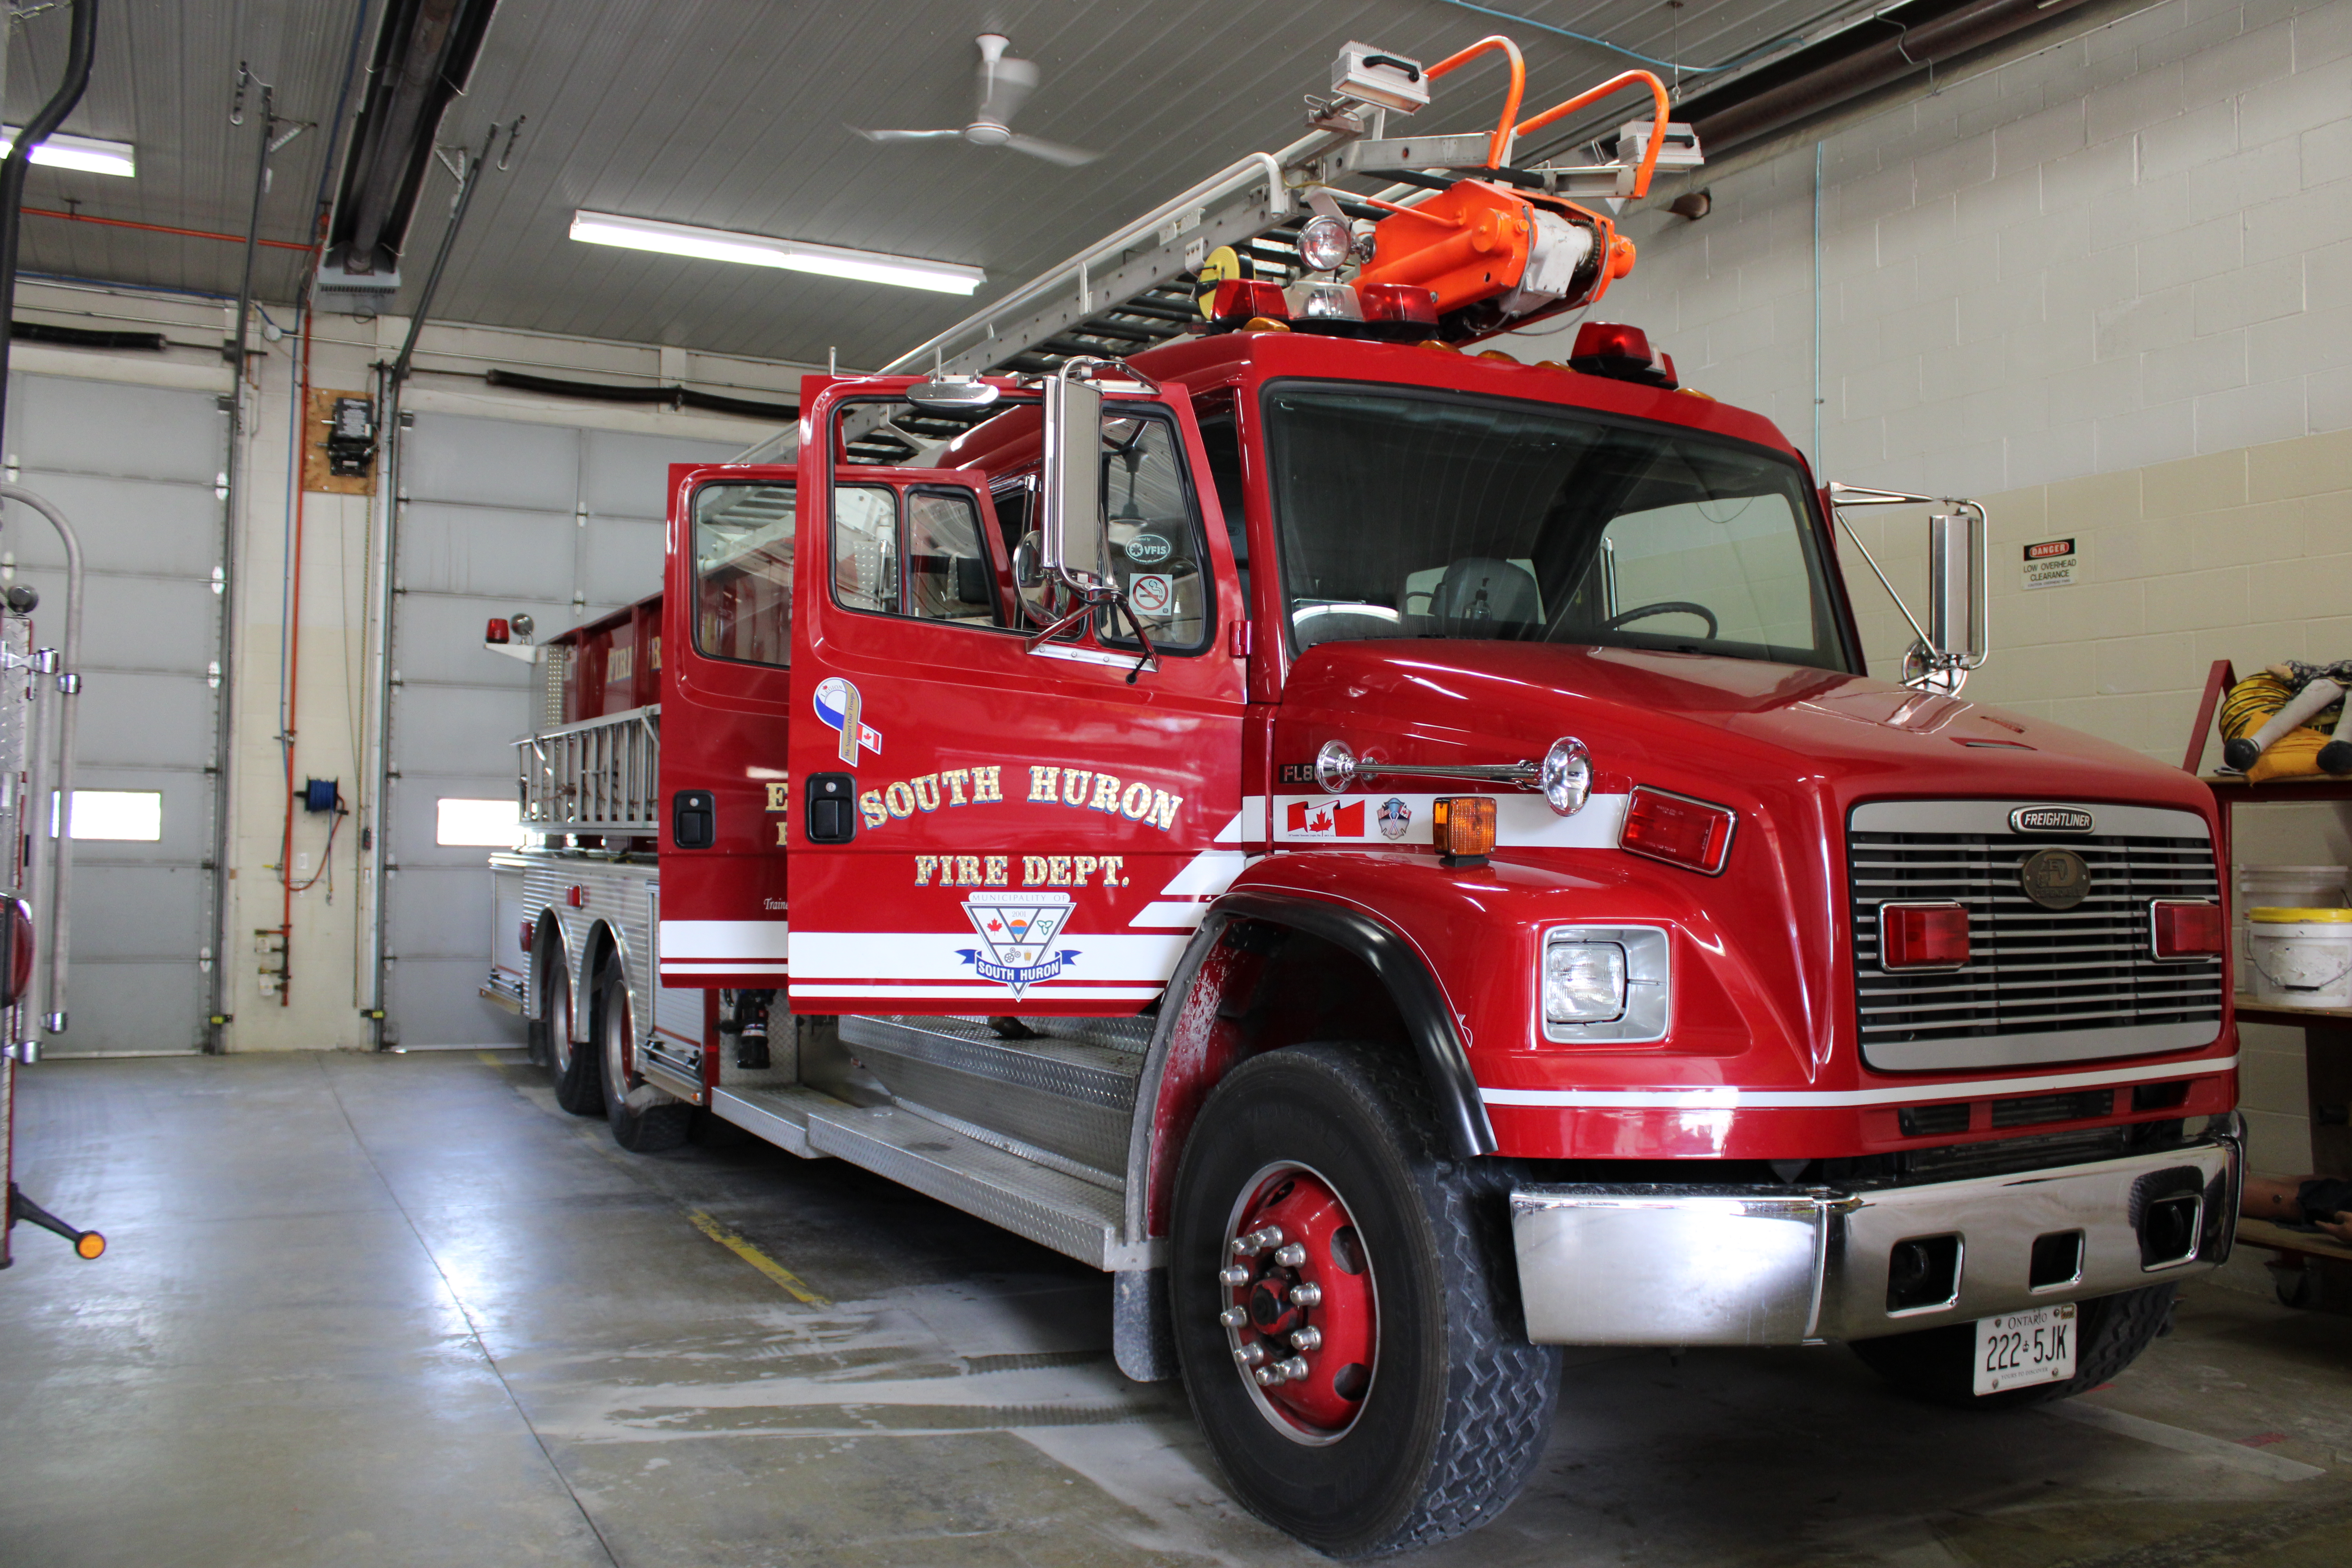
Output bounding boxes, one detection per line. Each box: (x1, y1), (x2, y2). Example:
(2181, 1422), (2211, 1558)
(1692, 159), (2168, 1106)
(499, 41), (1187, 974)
(22, 205), (318, 252)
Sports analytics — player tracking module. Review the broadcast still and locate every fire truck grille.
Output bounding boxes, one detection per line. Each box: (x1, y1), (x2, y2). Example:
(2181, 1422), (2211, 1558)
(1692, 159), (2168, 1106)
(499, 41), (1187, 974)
(1848, 819), (2223, 1071)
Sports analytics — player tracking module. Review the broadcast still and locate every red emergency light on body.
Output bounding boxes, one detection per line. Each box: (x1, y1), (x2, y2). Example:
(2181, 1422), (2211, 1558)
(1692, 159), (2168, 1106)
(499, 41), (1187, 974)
(1879, 902), (1971, 970)
(2150, 900), (2225, 960)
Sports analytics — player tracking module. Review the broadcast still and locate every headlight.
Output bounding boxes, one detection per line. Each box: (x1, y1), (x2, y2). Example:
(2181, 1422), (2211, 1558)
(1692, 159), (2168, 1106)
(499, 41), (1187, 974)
(1296, 214), (1352, 273)
(1539, 736), (1592, 815)
(1539, 926), (1671, 1044)
(1544, 941), (1626, 1024)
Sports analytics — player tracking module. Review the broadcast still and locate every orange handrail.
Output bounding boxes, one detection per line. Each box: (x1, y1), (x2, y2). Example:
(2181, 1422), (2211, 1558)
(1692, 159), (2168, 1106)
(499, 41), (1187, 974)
(1425, 34), (1526, 169)
(1515, 69), (1672, 198)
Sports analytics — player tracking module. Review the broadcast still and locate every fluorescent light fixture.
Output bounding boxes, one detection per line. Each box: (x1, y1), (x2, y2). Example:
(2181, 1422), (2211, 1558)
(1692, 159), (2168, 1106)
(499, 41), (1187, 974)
(569, 211), (983, 295)
(0, 127), (136, 178)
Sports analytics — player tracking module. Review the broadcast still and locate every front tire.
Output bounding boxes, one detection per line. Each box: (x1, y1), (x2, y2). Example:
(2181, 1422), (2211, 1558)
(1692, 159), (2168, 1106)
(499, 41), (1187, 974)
(1170, 1044), (1559, 1557)
(597, 949), (692, 1153)
(1850, 1282), (2177, 1408)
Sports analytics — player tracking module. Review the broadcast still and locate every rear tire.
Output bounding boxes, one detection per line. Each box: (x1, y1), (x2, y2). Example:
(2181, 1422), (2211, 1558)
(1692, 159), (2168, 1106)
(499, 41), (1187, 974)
(544, 946), (603, 1116)
(598, 949), (692, 1153)
(1169, 1043), (1559, 1557)
(1849, 1283), (2177, 1408)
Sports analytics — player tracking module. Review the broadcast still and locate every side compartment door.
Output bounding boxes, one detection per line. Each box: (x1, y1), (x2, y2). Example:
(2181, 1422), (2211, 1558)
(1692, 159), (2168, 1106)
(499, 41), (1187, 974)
(655, 464), (795, 987)
(786, 388), (1248, 1015)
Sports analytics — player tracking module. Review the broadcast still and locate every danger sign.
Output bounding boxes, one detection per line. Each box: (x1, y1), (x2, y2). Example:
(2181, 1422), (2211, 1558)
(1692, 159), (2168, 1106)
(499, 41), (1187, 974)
(2022, 537), (2075, 590)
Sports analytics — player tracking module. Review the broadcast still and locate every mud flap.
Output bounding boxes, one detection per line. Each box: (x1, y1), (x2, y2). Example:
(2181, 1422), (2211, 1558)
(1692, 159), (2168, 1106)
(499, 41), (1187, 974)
(1114, 1267), (1177, 1381)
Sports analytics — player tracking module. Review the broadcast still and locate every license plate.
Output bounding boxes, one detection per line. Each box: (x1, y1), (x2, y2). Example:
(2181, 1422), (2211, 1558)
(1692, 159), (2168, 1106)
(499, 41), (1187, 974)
(1973, 1302), (2077, 1395)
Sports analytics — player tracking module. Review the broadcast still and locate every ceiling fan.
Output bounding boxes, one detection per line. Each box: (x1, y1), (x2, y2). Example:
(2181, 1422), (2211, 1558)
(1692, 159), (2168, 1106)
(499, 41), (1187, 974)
(851, 33), (1101, 167)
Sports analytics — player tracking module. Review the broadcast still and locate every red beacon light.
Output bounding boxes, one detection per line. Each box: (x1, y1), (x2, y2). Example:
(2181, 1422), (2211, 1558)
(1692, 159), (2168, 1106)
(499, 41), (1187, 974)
(1569, 321), (1678, 389)
(484, 617), (511, 644)
(1356, 282), (1439, 331)
(1210, 278), (1289, 325)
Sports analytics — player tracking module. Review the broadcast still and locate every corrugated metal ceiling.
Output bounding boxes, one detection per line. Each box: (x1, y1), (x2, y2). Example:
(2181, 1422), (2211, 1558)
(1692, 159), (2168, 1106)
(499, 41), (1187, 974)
(5, 0), (1849, 367)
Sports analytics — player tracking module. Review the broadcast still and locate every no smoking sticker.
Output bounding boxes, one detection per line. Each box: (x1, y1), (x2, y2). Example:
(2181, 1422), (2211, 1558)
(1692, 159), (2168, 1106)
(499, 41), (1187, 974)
(1129, 573), (1174, 615)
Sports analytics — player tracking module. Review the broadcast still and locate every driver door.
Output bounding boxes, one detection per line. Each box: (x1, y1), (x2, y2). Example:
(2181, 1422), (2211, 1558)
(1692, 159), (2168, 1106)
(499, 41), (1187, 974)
(784, 382), (1249, 1016)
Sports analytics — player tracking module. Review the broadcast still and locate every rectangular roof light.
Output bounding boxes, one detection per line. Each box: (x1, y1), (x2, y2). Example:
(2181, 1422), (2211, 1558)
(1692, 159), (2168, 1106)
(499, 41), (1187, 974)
(0, 127), (136, 178)
(569, 211), (983, 295)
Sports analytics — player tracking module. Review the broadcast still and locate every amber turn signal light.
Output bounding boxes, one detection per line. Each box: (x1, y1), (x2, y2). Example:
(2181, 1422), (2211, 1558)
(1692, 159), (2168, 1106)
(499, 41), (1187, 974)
(75, 1231), (106, 1260)
(1432, 796), (1497, 866)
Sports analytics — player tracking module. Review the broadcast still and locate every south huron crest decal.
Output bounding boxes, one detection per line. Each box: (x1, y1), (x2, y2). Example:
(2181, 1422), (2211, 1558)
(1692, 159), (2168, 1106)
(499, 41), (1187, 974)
(958, 891), (1079, 996)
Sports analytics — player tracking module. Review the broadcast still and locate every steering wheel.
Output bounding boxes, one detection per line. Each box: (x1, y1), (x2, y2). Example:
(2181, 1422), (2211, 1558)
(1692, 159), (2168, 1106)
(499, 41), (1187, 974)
(1604, 600), (1719, 638)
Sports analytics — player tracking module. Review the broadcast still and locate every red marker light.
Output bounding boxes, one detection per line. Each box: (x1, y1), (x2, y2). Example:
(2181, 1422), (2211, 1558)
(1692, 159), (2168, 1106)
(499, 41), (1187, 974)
(1619, 786), (1735, 875)
(1880, 902), (1971, 970)
(485, 617), (510, 644)
(2151, 900), (2224, 960)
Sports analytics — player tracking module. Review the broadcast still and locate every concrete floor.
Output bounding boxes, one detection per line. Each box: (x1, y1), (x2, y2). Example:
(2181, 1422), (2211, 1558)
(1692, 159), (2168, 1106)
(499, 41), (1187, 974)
(3, 1054), (2350, 1568)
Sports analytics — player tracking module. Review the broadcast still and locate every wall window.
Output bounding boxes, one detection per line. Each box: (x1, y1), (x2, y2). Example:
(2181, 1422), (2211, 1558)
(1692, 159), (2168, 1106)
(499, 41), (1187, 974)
(693, 482), (794, 667)
(437, 797), (523, 848)
(51, 789), (161, 840)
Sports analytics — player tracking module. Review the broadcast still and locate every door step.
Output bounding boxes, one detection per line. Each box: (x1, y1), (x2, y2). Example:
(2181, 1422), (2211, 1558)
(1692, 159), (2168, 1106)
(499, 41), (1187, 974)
(708, 1084), (844, 1159)
(839, 1016), (1143, 1178)
(803, 1100), (1146, 1270)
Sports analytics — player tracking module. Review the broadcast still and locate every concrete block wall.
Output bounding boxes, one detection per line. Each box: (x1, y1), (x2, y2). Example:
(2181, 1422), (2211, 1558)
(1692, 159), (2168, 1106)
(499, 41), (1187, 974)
(1522, 0), (2352, 1179)
(1550, 0), (2352, 497)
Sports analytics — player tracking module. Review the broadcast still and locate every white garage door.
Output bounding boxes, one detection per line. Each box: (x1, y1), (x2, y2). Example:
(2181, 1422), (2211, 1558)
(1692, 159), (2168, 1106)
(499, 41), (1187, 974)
(4, 372), (230, 1057)
(385, 412), (741, 1045)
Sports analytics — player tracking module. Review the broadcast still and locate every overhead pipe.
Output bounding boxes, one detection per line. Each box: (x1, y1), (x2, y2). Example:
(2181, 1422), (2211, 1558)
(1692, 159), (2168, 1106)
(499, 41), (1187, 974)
(0, 0), (99, 451)
(1688, 0), (2100, 156)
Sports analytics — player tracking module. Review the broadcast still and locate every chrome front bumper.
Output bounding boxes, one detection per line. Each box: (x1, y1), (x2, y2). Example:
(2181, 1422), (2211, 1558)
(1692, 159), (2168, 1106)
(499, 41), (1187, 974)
(1509, 1129), (2240, 1346)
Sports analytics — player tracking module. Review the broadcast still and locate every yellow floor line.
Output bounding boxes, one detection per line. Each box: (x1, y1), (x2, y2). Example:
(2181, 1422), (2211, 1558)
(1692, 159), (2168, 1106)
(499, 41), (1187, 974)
(476, 1051), (506, 1067)
(687, 1209), (831, 1305)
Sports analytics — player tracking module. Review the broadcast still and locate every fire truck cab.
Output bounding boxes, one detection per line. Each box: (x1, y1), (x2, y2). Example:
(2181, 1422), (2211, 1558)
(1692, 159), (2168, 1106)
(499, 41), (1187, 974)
(489, 38), (2241, 1555)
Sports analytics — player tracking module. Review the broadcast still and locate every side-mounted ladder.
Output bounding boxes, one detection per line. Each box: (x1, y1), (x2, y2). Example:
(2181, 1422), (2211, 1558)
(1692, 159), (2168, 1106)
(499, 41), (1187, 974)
(744, 34), (1703, 465)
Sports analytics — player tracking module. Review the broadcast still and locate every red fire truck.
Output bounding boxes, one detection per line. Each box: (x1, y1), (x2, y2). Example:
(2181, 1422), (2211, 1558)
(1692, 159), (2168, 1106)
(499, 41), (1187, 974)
(483, 39), (2239, 1554)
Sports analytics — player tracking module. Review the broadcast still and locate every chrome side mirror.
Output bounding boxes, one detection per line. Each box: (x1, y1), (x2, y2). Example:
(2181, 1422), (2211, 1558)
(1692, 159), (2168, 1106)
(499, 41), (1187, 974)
(1826, 483), (1989, 696)
(1041, 368), (1107, 591)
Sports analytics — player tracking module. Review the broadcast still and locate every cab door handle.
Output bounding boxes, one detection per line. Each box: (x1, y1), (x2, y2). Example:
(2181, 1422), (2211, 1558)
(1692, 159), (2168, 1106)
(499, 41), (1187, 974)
(671, 789), (715, 848)
(805, 772), (856, 844)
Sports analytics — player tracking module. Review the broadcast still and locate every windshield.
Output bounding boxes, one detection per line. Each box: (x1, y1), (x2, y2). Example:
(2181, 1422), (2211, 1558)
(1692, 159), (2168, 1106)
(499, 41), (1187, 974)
(1262, 385), (1848, 671)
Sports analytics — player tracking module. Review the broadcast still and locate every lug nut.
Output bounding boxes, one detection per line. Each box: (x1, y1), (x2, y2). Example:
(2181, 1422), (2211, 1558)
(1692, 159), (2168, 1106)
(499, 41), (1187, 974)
(1234, 1341), (1267, 1367)
(1289, 1282), (1323, 1307)
(1218, 1265), (1250, 1287)
(1274, 1242), (1307, 1268)
(1290, 1326), (1322, 1351)
(1230, 1236), (1254, 1256)
(1254, 1366), (1283, 1386)
(1275, 1356), (1310, 1381)
(1218, 1306), (1248, 1328)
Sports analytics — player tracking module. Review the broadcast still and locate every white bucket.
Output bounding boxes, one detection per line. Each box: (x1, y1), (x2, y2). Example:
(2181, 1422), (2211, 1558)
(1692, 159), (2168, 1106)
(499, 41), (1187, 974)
(2246, 907), (2352, 1010)
(2234, 865), (2347, 966)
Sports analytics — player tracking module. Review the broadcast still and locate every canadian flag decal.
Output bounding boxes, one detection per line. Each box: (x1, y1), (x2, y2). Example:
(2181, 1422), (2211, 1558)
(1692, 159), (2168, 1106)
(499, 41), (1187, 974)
(1286, 799), (1365, 837)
